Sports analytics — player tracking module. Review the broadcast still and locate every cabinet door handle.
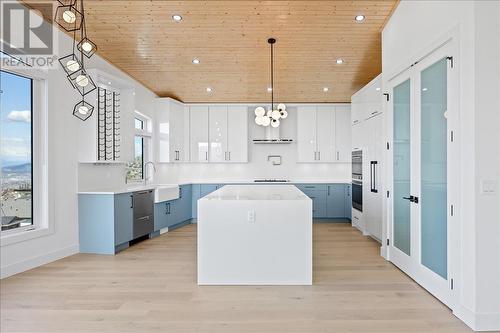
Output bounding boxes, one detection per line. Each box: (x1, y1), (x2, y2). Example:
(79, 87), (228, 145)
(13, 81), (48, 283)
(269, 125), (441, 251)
(137, 216), (150, 221)
(318, 151), (321, 161)
(130, 195), (133, 208)
(179, 188), (182, 198)
(328, 186), (330, 196)
(337, 151), (340, 161)
(205, 151), (208, 161)
(228, 151), (231, 161)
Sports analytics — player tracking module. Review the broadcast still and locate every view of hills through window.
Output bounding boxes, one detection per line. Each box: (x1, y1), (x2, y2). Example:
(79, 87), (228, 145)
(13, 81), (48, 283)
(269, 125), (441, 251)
(1, 70), (33, 231)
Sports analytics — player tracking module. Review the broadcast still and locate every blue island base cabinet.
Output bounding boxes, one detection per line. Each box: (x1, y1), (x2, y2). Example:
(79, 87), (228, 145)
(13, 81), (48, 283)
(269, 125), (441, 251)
(79, 193), (133, 255)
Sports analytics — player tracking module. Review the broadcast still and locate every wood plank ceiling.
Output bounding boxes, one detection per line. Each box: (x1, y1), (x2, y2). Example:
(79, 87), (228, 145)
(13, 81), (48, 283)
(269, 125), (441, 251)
(27, 0), (399, 103)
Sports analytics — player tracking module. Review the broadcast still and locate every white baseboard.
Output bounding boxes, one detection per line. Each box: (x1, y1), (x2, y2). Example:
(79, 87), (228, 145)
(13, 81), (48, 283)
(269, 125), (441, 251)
(0, 244), (78, 279)
(456, 305), (500, 331)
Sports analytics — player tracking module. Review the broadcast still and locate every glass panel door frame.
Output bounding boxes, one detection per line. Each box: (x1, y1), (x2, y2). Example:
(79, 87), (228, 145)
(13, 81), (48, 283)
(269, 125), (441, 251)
(412, 41), (459, 308)
(387, 70), (416, 278)
(386, 39), (460, 310)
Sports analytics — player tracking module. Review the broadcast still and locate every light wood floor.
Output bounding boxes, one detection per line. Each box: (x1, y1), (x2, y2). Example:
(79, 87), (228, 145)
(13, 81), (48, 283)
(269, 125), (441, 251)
(1, 222), (474, 333)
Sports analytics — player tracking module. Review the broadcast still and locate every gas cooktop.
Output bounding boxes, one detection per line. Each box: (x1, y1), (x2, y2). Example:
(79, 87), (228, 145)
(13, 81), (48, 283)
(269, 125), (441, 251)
(254, 179), (290, 183)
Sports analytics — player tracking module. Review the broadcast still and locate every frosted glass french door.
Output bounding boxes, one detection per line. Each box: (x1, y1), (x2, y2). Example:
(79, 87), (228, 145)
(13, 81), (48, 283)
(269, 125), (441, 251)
(390, 43), (455, 307)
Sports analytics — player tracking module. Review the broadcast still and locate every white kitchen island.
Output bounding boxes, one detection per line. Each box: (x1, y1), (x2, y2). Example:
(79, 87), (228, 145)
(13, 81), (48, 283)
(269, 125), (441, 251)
(197, 185), (312, 285)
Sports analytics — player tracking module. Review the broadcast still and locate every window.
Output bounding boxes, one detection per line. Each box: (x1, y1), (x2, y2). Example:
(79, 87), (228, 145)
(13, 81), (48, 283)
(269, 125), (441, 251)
(134, 118), (144, 130)
(127, 114), (151, 182)
(0, 70), (33, 232)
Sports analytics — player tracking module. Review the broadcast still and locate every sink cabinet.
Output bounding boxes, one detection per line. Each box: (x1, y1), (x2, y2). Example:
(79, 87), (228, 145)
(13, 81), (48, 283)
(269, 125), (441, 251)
(154, 185), (192, 231)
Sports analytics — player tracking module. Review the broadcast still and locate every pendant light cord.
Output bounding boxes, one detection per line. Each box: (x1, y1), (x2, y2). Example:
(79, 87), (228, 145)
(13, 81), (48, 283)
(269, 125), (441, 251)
(270, 41), (274, 110)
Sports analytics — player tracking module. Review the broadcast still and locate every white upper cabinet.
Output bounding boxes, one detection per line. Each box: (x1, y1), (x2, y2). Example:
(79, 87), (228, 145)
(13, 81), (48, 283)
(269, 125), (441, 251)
(351, 74), (383, 125)
(154, 98), (189, 163)
(209, 106), (228, 163)
(334, 105), (352, 162)
(316, 105), (336, 162)
(208, 105), (248, 163)
(226, 106), (248, 163)
(189, 105), (209, 163)
(297, 105), (350, 163)
(297, 106), (317, 162)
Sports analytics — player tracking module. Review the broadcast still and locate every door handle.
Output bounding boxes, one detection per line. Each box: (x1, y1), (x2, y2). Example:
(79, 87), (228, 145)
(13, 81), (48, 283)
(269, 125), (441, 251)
(137, 216), (150, 221)
(402, 195), (419, 203)
(370, 161), (378, 193)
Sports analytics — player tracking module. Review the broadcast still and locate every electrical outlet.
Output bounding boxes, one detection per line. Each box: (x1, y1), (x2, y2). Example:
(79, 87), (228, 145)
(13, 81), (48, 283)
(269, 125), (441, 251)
(247, 210), (255, 223)
(481, 180), (498, 195)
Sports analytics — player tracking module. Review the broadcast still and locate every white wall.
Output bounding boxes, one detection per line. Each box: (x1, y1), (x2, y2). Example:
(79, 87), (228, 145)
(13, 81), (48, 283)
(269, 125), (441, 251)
(0, 6), (156, 278)
(155, 106), (351, 184)
(382, 1), (500, 330)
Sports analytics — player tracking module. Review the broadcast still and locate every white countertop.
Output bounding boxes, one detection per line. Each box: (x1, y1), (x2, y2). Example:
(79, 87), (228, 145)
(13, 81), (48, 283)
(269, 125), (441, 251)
(177, 180), (351, 186)
(78, 180), (351, 194)
(78, 185), (157, 195)
(201, 185), (309, 201)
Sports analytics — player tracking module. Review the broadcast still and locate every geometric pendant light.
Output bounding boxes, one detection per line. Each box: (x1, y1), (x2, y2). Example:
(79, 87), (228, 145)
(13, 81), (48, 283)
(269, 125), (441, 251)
(55, 0), (98, 121)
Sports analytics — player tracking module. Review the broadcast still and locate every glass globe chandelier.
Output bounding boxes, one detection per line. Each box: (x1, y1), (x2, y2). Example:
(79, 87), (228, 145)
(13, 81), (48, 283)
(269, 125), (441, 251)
(55, 0), (98, 121)
(254, 38), (287, 127)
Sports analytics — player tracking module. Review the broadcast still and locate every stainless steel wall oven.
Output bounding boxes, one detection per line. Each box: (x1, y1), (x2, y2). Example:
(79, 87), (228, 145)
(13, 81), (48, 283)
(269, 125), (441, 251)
(352, 150), (363, 211)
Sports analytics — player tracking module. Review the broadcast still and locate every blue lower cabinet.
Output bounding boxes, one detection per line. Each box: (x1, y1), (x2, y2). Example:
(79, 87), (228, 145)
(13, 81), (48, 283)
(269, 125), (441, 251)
(114, 193), (133, 245)
(154, 201), (169, 230)
(79, 193), (133, 255)
(326, 185), (346, 218)
(177, 185), (192, 222)
(192, 185), (201, 219)
(200, 184), (218, 197)
(295, 185), (327, 218)
(311, 194), (327, 218)
(155, 185), (193, 230)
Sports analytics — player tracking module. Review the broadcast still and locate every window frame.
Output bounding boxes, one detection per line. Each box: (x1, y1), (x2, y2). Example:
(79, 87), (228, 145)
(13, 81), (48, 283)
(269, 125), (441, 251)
(128, 112), (152, 183)
(0, 65), (52, 246)
(0, 70), (33, 233)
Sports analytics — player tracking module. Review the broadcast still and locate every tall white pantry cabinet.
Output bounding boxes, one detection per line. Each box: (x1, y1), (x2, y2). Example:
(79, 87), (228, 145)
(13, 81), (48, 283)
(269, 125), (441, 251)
(351, 75), (384, 241)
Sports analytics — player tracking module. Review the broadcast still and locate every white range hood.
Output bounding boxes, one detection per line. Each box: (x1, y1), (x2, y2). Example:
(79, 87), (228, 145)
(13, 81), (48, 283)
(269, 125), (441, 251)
(253, 125), (293, 144)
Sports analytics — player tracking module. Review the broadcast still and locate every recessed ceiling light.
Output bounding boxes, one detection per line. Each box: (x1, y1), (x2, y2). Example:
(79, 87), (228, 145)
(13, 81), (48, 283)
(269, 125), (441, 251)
(375, 87), (381, 91)
(336, 58), (344, 65)
(267, 87), (273, 92)
(172, 14), (182, 22)
(192, 58), (200, 64)
(108, 81), (112, 85)
(206, 87), (213, 93)
(422, 87), (428, 91)
(323, 87), (329, 92)
(355, 15), (365, 22)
